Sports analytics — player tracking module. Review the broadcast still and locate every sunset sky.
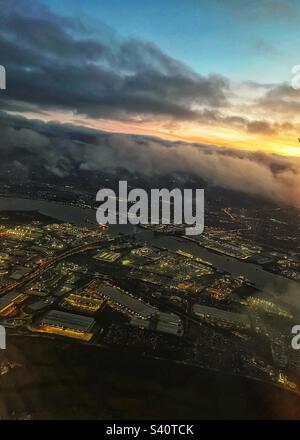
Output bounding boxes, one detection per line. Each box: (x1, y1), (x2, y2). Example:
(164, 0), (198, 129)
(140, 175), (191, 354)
(1, 0), (300, 157)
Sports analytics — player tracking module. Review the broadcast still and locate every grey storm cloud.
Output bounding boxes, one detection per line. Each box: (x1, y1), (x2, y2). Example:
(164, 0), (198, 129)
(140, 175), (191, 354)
(257, 84), (300, 116)
(0, 0), (296, 137)
(1, 113), (300, 207)
(0, 0), (228, 120)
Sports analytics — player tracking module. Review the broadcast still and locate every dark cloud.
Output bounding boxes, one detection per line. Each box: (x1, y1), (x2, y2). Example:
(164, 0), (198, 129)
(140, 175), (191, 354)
(0, 1), (228, 120)
(258, 84), (300, 116)
(0, 0), (296, 137)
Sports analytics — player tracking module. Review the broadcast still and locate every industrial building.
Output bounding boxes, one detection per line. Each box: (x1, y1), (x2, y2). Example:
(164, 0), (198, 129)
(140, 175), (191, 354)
(129, 317), (151, 330)
(99, 284), (157, 319)
(94, 250), (121, 262)
(26, 298), (55, 314)
(156, 312), (182, 336)
(9, 266), (31, 280)
(192, 304), (251, 331)
(62, 293), (104, 313)
(129, 312), (182, 336)
(36, 309), (96, 341)
(0, 291), (28, 316)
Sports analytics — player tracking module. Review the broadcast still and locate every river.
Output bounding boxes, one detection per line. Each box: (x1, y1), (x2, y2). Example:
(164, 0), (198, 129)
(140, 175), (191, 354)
(0, 197), (299, 300)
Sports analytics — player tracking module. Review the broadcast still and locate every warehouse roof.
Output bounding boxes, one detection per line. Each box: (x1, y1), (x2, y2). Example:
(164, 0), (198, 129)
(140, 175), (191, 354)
(39, 309), (95, 332)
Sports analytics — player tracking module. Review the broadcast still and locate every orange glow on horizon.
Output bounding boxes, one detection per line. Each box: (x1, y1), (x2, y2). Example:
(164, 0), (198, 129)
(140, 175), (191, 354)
(10, 109), (300, 158)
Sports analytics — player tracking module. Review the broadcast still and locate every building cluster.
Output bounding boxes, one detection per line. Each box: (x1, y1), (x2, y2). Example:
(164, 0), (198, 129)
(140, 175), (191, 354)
(0, 211), (299, 394)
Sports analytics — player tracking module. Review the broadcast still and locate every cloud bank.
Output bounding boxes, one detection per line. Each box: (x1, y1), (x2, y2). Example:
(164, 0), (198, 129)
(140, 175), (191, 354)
(1, 114), (299, 207)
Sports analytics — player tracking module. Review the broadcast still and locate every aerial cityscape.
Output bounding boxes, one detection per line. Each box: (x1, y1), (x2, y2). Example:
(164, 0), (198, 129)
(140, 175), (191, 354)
(0, 0), (300, 421)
